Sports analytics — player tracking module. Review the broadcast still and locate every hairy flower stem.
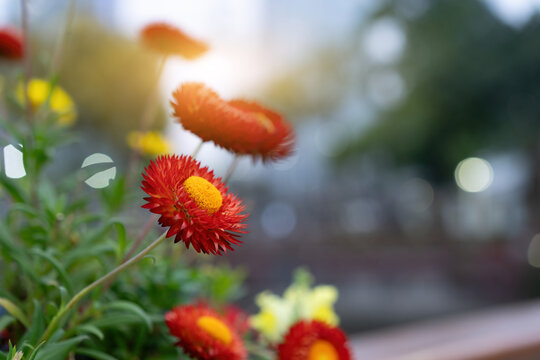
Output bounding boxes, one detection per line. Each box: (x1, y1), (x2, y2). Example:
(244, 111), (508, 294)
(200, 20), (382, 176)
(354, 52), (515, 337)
(38, 231), (168, 344)
(191, 139), (204, 158)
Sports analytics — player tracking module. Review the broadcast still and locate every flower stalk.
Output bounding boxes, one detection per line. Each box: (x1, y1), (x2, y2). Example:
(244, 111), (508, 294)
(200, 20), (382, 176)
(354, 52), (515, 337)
(223, 155), (240, 183)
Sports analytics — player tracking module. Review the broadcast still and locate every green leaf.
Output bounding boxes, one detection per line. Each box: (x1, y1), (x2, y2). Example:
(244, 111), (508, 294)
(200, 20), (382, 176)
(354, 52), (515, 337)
(87, 313), (145, 329)
(0, 315), (15, 332)
(102, 301), (152, 331)
(64, 198), (88, 214)
(114, 222), (127, 263)
(6, 340), (16, 359)
(75, 348), (119, 360)
(85, 220), (124, 244)
(33, 336), (87, 360)
(27, 342), (46, 360)
(8, 203), (47, 224)
(72, 214), (101, 228)
(30, 249), (74, 295)
(0, 298), (29, 328)
(63, 243), (116, 268)
(0, 219), (22, 257)
(9, 253), (41, 285)
(58, 287), (69, 309)
(0, 175), (26, 203)
(20, 301), (46, 346)
(75, 324), (104, 340)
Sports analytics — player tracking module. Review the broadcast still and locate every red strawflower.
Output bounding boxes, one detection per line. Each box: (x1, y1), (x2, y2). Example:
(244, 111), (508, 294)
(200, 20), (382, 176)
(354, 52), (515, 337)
(141, 155), (247, 255)
(224, 305), (250, 336)
(165, 303), (247, 360)
(141, 22), (208, 59)
(171, 83), (295, 162)
(278, 320), (352, 360)
(0, 27), (23, 60)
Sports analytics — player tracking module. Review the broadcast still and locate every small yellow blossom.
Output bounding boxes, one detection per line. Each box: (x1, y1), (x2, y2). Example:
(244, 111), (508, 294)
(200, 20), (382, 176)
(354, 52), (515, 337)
(250, 269), (339, 343)
(127, 131), (171, 156)
(16, 78), (77, 126)
(251, 291), (294, 343)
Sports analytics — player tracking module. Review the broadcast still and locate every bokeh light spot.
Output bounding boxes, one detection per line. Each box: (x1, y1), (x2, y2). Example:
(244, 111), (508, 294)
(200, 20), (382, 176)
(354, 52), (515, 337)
(455, 157), (494, 193)
(363, 17), (406, 64)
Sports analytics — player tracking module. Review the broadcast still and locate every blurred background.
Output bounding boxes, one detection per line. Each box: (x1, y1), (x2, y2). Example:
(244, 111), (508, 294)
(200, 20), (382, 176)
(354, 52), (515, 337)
(2, 0), (540, 336)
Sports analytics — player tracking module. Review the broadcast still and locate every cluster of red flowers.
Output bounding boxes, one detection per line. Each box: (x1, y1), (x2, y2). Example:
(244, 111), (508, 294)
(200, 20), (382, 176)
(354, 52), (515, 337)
(165, 304), (352, 360)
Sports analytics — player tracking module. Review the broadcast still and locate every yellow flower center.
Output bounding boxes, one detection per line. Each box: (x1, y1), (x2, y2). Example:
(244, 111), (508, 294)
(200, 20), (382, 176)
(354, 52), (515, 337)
(183, 176), (223, 214)
(197, 315), (232, 345)
(309, 340), (339, 360)
(254, 112), (276, 133)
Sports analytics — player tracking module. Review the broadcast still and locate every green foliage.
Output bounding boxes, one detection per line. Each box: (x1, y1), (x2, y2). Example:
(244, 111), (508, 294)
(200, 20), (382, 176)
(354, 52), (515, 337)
(338, 0), (540, 182)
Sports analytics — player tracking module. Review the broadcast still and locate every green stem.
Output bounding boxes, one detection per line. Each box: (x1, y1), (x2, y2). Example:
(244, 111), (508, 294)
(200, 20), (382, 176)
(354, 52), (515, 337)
(38, 231), (168, 344)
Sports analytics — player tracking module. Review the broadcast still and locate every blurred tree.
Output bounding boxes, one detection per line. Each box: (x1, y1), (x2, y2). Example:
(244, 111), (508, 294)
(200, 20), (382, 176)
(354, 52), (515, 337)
(339, 0), (536, 179)
(334, 0), (540, 227)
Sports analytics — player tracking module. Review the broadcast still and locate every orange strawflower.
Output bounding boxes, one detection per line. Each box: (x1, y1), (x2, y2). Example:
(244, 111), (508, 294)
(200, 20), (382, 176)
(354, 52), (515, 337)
(0, 27), (23, 60)
(141, 22), (208, 59)
(171, 83), (294, 161)
(141, 155), (247, 255)
(171, 83), (295, 162)
(278, 320), (352, 360)
(165, 303), (247, 360)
